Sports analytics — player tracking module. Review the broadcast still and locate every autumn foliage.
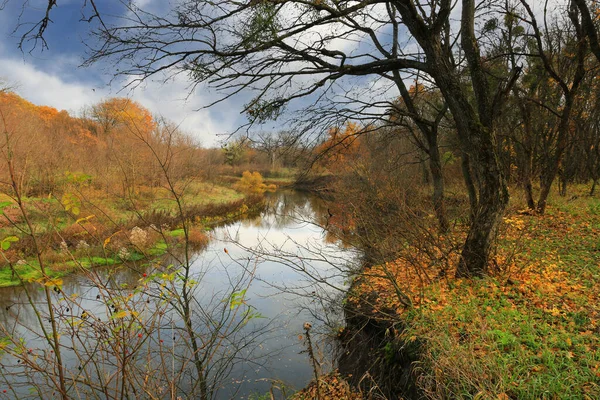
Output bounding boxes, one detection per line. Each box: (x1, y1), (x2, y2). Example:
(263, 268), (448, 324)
(233, 171), (276, 194)
(316, 122), (365, 171)
(0, 92), (203, 197)
(346, 191), (600, 398)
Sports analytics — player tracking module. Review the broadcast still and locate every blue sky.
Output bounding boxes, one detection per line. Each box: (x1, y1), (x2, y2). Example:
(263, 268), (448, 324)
(0, 0), (414, 147)
(0, 0), (245, 147)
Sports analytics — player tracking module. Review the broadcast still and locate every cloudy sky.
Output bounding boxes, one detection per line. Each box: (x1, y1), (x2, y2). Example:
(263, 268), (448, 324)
(0, 0), (246, 147)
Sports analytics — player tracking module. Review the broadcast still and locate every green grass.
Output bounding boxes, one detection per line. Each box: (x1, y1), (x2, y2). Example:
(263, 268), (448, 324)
(149, 182), (244, 213)
(0, 237), (173, 287)
(0, 178), (261, 287)
(397, 188), (600, 399)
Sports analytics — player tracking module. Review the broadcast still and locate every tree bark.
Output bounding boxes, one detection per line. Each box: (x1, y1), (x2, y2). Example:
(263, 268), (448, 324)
(427, 134), (450, 233)
(524, 176), (535, 210)
(461, 152), (478, 221)
(455, 125), (509, 277)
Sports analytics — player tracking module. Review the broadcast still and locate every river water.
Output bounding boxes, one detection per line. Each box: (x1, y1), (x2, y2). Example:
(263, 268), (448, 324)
(0, 190), (357, 399)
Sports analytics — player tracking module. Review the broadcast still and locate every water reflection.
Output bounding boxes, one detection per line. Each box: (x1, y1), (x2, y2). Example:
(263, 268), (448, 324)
(197, 190), (357, 398)
(0, 190), (356, 399)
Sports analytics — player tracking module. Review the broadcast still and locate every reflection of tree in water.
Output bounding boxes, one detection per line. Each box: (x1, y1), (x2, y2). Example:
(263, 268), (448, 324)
(0, 265), (147, 341)
(259, 190), (359, 249)
(239, 190), (325, 230)
(0, 283), (47, 329)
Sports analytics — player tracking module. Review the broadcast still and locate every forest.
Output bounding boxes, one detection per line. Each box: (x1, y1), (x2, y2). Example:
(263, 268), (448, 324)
(0, 0), (599, 398)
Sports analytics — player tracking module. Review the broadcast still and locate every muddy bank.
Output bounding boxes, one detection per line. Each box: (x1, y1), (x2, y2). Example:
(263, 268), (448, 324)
(337, 282), (425, 399)
(293, 174), (336, 195)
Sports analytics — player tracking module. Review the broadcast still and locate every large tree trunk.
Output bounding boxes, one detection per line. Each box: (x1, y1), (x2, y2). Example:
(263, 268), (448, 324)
(426, 134), (450, 233)
(426, 70), (508, 277)
(456, 125), (509, 277)
(438, 97), (509, 277)
(398, 0), (510, 277)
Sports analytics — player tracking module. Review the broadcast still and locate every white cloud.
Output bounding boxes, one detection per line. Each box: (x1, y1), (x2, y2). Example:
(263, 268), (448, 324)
(0, 57), (234, 146)
(0, 58), (102, 110)
(125, 74), (241, 146)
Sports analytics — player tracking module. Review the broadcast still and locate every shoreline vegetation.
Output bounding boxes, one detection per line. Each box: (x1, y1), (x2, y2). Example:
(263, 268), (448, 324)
(0, 180), (270, 288)
(300, 184), (600, 400)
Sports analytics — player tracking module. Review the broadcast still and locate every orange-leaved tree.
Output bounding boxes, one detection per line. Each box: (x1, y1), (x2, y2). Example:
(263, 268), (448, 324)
(316, 122), (365, 173)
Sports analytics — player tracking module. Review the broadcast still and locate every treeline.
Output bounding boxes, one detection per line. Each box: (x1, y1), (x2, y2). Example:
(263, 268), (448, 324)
(0, 92), (309, 197)
(310, 74), (600, 261)
(0, 93), (197, 196)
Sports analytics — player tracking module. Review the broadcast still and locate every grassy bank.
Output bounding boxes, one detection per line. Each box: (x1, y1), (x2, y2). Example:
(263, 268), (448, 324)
(0, 180), (265, 287)
(342, 186), (600, 399)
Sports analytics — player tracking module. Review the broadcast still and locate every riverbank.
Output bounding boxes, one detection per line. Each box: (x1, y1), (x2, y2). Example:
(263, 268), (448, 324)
(0, 180), (265, 287)
(335, 187), (600, 398)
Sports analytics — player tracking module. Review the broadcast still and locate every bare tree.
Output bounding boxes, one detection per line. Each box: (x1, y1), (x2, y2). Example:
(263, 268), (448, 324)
(518, 0), (587, 213)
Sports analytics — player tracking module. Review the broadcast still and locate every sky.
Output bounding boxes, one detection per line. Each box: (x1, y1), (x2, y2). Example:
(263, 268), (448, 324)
(0, 0), (244, 147)
(0, 0), (402, 148)
(1, 0), (561, 149)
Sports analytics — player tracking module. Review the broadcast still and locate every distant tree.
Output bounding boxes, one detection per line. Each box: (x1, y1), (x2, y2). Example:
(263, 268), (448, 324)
(90, 97), (155, 136)
(221, 139), (246, 172)
(518, 0), (588, 212)
(0, 79), (15, 93)
(253, 130), (299, 170)
(316, 122), (364, 170)
(389, 82), (451, 232)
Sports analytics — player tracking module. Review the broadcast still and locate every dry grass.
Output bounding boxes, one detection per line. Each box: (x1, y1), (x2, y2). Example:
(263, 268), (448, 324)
(292, 372), (363, 400)
(188, 226), (209, 248)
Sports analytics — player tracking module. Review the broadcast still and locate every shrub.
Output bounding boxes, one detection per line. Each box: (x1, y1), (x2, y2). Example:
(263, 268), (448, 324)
(129, 226), (149, 249)
(234, 171), (276, 194)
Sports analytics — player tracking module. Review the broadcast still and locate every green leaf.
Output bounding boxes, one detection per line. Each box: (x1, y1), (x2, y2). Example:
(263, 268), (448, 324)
(230, 289), (247, 310)
(1, 236), (19, 251)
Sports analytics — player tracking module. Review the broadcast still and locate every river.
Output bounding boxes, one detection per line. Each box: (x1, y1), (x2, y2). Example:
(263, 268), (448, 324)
(0, 190), (357, 399)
